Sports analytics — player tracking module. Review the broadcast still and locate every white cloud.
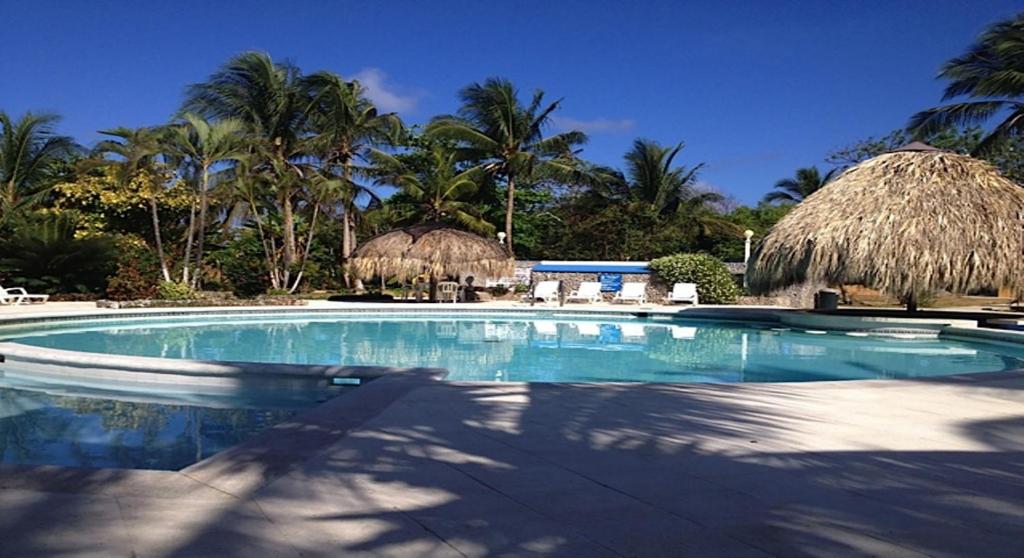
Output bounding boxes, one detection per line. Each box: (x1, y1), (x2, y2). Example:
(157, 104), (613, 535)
(551, 116), (636, 134)
(352, 68), (421, 113)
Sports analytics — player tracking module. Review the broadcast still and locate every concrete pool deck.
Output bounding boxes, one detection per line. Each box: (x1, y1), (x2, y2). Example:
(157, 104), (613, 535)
(1, 303), (1023, 556)
(3, 372), (1024, 557)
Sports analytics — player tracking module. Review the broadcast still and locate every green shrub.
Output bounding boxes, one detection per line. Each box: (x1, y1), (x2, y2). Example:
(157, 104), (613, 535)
(106, 265), (158, 300)
(0, 215), (116, 295)
(266, 288), (291, 296)
(155, 281), (195, 300)
(105, 235), (160, 300)
(649, 253), (740, 304)
(489, 285), (510, 297)
(513, 283), (530, 294)
(215, 231), (270, 297)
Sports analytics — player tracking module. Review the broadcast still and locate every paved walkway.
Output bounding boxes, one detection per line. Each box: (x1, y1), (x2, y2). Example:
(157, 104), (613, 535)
(3, 371), (1023, 557)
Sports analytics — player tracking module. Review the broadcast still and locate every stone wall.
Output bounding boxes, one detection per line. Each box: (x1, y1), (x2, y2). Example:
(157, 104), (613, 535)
(530, 271), (669, 303)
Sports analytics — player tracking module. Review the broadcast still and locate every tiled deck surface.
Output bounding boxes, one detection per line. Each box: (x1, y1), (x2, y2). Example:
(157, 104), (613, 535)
(2, 370), (1023, 557)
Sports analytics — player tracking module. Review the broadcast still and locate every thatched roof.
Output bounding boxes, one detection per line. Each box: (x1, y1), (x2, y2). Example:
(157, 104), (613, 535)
(349, 223), (513, 282)
(748, 147), (1024, 299)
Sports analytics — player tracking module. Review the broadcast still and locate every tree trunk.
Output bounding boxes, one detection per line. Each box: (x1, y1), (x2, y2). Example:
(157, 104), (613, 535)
(504, 173), (516, 255)
(281, 190), (296, 286)
(182, 198), (196, 284)
(906, 293), (918, 313)
(149, 197), (171, 282)
(192, 164), (210, 289)
(290, 199), (321, 293)
(249, 199), (280, 290)
(340, 162), (355, 288)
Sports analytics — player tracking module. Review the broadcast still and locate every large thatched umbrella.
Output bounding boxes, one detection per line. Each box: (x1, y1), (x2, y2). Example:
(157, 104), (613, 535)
(349, 223), (513, 290)
(748, 143), (1024, 310)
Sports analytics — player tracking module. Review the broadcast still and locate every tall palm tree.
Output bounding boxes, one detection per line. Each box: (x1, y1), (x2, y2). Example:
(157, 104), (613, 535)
(623, 139), (710, 215)
(909, 14), (1024, 154)
(301, 71), (402, 275)
(426, 78), (586, 253)
(183, 51), (310, 287)
(168, 113), (247, 287)
(0, 111), (77, 223)
(368, 145), (494, 235)
(762, 166), (835, 204)
(91, 126), (173, 281)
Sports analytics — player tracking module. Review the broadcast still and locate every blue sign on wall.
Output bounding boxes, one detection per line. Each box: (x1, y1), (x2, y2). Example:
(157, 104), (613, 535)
(598, 273), (623, 292)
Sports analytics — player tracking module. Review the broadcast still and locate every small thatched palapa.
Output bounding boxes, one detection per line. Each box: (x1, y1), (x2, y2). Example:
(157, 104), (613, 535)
(748, 145), (1024, 301)
(350, 223), (513, 283)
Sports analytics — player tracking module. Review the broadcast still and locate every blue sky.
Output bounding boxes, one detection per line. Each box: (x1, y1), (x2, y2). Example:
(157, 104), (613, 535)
(1, 0), (1019, 204)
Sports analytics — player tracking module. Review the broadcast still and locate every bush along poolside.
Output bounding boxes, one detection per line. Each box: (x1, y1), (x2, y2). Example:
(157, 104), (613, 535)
(650, 253), (740, 304)
(96, 295), (309, 309)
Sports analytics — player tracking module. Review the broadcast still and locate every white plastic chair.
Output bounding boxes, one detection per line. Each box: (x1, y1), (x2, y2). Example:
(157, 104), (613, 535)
(0, 285), (49, 305)
(669, 283), (699, 306)
(566, 281), (602, 304)
(523, 280), (560, 303)
(613, 282), (647, 304)
(437, 281), (459, 303)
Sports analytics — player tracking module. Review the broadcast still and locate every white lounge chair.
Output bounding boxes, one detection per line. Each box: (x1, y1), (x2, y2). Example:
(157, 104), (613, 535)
(669, 283), (699, 306)
(0, 285), (49, 305)
(523, 280), (560, 303)
(566, 281), (602, 304)
(613, 282), (647, 304)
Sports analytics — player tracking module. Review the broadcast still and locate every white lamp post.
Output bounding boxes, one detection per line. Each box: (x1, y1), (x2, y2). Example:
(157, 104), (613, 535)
(497, 231), (506, 245)
(743, 229), (754, 289)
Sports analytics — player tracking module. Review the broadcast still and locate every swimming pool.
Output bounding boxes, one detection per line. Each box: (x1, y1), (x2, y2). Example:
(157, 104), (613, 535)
(3, 313), (1024, 383)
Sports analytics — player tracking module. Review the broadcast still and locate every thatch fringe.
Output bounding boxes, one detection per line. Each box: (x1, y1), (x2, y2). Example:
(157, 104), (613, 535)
(349, 223), (513, 283)
(748, 149), (1024, 299)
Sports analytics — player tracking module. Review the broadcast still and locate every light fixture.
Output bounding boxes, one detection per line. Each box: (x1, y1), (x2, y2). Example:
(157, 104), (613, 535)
(497, 232), (506, 244)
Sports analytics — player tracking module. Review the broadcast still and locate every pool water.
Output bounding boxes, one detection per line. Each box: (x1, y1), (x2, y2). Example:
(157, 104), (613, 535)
(0, 382), (343, 470)
(4, 315), (1024, 383)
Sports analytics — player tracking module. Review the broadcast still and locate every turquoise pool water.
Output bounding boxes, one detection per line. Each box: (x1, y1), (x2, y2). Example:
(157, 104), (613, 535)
(4, 314), (1024, 383)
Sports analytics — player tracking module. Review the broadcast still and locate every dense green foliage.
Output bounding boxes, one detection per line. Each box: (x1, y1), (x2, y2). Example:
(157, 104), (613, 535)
(649, 254), (740, 304)
(2, 14), (1022, 300)
(155, 281), (195, 300)
(909, 13), (1024, 154)
(0, 215), (116, 294)
(762, 167), (835, 205)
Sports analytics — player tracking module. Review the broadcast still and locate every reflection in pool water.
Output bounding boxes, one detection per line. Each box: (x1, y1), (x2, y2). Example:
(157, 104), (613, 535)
(6, 316), (1024, 383)
(0, 385), (341, 470)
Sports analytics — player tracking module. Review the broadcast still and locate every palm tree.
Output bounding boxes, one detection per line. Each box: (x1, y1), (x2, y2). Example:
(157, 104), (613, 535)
(762, 166), (835, 204)
(622, 139), (711, 215)
(368, 145), (494, 235)
(909, 14), (1024, 154)
(91, 126), (173, 282)
(301, 71), (402, 278)
(426, 78), (586, 253)
(0, 111), (77, 223)
(183, 51), (310, 287)
(168, 113), (247, 287)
